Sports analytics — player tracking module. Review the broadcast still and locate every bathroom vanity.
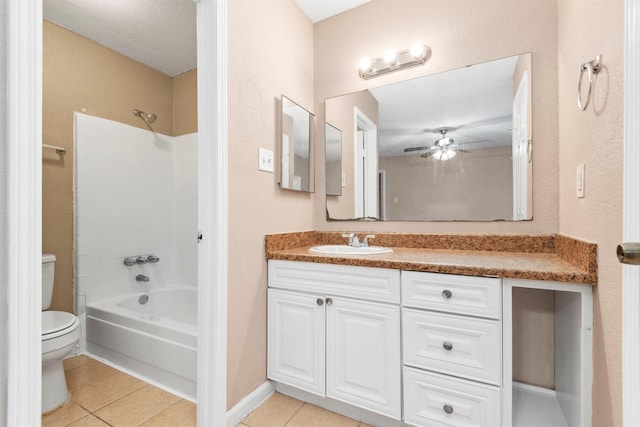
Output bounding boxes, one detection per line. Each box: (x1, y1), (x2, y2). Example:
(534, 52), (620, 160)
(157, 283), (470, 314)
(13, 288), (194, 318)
(265, 232), (596, 427)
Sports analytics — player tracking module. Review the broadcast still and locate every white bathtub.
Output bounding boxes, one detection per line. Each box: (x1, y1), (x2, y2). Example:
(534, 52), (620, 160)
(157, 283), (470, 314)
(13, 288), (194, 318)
(86, 287), (197, 399)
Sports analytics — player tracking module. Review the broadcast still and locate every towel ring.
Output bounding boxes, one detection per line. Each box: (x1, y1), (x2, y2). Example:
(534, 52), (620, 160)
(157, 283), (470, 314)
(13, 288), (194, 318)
(577, 54), (602, 111)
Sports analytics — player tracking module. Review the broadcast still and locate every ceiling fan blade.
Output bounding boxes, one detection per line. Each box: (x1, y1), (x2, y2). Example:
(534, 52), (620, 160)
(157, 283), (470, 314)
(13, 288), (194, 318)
(419, 151), (436, 159)
(404, 145), (431, 153)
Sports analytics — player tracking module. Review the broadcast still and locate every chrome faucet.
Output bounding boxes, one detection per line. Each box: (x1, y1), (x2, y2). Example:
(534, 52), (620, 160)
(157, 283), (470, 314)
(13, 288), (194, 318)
(136, 274), (150, 283)
(341, 232), (361, 247)
(363, 235), (376, 247)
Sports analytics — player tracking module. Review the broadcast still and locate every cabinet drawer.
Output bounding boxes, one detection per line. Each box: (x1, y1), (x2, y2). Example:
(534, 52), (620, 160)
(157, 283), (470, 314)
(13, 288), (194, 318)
(269, 260), (400, 303)
(402, 271), (501, 319)
(403, 309), (501, 385)
(404, 367), (501, 427)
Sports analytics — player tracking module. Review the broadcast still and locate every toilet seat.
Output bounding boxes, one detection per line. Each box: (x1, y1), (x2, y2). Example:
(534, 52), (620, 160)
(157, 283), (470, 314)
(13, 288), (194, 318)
(42, 311), (79, 340)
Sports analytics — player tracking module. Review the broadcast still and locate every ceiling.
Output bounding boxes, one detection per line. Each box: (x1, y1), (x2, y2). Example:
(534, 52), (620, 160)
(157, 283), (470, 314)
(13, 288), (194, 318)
(370, 55), (519, 158)
(43, 0), (369, 76)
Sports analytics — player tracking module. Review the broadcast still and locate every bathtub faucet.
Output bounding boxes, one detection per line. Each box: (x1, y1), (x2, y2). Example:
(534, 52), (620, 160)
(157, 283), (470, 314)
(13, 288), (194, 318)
(136, 274), (150, 283)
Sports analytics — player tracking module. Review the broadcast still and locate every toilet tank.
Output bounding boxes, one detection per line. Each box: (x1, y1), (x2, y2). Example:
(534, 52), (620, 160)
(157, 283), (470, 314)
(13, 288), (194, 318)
(42, 254), (56, 310)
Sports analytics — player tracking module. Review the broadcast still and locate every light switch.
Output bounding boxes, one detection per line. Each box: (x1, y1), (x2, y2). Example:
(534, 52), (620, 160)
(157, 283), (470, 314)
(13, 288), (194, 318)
(576, 164), (585, 198)
(341, 172), (346, 188)
(258, 148), (274, 173)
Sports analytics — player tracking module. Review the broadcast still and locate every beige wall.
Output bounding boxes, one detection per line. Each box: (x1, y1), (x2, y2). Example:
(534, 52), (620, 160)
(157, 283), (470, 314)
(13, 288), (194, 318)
(227, 0), (314, 408)
(173, 69), (198, 136)
(380, 146), (513, 221)
(43, 21), (197, 313)
(557, 1), (624, 425)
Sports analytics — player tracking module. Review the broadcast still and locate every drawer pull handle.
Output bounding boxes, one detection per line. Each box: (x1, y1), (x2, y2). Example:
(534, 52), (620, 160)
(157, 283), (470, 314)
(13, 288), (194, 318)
(443, 404), (454, 414)
(325, 297), (333, 305)
(442, 289), (453, 299)
(443, 341), (453, 351)
(316, 298), (324, 306)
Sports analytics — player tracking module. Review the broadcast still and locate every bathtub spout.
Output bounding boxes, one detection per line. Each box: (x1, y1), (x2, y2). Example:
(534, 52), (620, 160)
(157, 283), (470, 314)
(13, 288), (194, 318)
(136, 274), (150, 283)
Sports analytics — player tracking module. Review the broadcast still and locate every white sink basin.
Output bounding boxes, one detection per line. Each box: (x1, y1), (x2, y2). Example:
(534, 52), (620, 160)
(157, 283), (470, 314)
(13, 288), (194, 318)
(309, 245), (394, 255)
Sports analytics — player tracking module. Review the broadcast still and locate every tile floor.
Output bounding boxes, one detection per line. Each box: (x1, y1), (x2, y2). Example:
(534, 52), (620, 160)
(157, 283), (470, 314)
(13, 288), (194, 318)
(42, 355), (196, 427)
(44, 355), (369, 427)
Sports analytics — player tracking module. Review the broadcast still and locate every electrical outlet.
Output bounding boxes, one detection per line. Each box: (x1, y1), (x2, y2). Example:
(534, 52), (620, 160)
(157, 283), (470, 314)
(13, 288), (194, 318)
(258, 148), (274, 172)
(576, 164), (585, 198)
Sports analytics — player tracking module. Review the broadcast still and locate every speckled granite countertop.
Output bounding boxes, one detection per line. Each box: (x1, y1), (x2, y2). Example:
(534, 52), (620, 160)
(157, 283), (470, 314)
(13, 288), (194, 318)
(265, 232), (597, 285)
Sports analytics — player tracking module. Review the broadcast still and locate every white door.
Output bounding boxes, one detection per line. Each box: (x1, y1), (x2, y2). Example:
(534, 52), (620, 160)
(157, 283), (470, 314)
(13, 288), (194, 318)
(354, 108), (379, 218)
(267, 289), (326, 396)
(325, 297), (401, 419)
(622, 1), (640, 424)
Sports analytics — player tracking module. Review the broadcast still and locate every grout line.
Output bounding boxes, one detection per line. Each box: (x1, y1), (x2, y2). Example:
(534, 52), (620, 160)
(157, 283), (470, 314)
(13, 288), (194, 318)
(283, 401), (307, 426)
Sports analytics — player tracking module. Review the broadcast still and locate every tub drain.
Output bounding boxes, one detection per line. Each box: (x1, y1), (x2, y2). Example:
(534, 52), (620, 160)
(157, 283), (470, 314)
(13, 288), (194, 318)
(139, 294), (149, 305)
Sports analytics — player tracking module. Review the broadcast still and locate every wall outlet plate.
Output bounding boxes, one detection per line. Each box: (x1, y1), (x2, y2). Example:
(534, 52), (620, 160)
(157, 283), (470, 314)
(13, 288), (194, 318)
(259, 148), (274, 173)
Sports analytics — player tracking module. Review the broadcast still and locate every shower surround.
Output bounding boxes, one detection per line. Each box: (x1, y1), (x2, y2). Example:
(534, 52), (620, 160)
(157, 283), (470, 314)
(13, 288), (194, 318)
(74, 112), (197, 398)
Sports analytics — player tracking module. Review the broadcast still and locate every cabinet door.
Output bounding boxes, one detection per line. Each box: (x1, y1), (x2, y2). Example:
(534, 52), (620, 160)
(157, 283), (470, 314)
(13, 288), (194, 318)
(268, 289), (325, 396)
(326, 298), (401, 419)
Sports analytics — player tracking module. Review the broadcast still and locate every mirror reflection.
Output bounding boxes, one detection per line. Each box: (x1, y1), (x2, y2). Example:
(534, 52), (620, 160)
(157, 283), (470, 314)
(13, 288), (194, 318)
(325, 53), (532, 221)
(281, 96), (314, 192)
(325, 123), (342, 196)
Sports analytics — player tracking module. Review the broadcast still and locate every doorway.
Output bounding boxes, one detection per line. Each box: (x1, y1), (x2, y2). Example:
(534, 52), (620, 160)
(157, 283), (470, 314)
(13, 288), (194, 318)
(3, 0), (228, 425)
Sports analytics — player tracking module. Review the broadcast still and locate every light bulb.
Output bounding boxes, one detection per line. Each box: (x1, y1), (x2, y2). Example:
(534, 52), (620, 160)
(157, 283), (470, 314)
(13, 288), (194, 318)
(383, 49), (397, 66)
(410, 42), (426, 59)
(359, 57), (372, 72)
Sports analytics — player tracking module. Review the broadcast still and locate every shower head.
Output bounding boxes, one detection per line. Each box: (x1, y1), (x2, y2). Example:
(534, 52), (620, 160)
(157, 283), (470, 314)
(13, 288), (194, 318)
(133, 109), (157, 124)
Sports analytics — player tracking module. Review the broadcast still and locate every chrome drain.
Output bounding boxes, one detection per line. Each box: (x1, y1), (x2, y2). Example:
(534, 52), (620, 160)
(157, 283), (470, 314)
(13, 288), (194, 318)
(138, 294), (149, 305)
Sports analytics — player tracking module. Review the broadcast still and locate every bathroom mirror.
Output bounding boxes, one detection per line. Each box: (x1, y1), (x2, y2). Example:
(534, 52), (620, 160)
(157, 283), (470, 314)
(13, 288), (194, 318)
(280, 95), (315, 192)
(325, 123), (342, 196)
(325, 53), (532, 222)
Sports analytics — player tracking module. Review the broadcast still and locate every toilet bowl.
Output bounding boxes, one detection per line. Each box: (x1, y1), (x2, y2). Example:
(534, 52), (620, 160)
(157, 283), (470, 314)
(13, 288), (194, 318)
(42, 254), (81, 414)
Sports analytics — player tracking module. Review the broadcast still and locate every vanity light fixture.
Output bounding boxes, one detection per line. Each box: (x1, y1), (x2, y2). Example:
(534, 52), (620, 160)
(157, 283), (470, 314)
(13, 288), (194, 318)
(359, 42), (431, 80)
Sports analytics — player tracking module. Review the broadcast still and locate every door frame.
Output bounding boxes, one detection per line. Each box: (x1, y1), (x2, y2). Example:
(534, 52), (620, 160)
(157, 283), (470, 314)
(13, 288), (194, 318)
(623, 0), (640, 424)
(3, 0), (228, 424)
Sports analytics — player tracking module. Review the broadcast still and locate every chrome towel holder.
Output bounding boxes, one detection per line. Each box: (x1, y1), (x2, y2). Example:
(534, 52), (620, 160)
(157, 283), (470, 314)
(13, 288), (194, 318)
(577, 54), (602, 111)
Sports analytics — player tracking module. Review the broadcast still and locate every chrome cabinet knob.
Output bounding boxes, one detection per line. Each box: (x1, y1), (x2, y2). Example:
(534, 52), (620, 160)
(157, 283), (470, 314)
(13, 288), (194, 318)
(136, 256), (147, 264)
(442, 289), (453, 299)
(443, 404), (454, 414)
(325, 297), (333, 305)
(123, 258), (136, 266)
(147, 255), (160, 263)
(443, 341), (453, 351)
(317, 298), (324, 306)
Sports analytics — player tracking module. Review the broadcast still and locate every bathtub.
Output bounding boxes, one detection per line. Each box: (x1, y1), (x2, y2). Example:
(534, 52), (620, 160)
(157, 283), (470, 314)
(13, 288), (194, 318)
(86, 287), (197, 399)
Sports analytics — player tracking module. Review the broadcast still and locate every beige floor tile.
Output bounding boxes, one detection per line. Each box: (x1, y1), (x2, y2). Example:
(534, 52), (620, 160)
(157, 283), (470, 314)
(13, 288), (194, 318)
(357, 423), (375, 427)
(141, 399), (197, 426)
(72, 371), (147, 412)
(243, 393), (304, 427)
(94, 384), (181, 427)
(63, 355), (93, 371)
(67, 414), (111, 427)
(65, 359), (119, 392)
(42, 401), (89, 427)
(285, 403), (359, 427)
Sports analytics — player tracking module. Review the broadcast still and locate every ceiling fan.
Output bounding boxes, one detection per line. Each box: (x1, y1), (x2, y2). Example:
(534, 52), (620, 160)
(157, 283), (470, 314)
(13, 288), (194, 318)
(403, 129), (487, 160)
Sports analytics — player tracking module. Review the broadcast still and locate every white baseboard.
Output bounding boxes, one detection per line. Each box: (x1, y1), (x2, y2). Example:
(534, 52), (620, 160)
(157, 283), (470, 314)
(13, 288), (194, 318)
(226, 381), (275, 427)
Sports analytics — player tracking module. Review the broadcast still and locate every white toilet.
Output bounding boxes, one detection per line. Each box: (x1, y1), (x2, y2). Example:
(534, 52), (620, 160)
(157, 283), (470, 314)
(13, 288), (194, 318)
(42, 254), (81, 414)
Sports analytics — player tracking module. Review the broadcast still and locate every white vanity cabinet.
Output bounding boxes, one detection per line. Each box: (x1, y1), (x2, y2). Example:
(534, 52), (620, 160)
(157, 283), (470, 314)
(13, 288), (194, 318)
(402, 271), (503, 427)
(267, 260), (593, 427)
(267, 260), (402, 419)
